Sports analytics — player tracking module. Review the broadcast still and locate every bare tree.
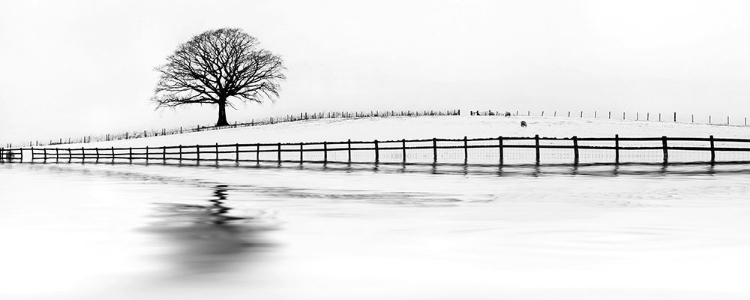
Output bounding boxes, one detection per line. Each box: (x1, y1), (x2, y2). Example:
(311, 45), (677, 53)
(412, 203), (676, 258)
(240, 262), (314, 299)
(152, 28), (286, 126)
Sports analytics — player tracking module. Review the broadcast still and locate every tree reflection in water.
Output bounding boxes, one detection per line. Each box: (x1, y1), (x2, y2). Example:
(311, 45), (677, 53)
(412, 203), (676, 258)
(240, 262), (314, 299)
(146, 184), (277, 277)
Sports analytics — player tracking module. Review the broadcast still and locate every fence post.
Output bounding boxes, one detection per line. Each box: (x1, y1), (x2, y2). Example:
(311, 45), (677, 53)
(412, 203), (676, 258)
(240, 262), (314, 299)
(347, 139), (352, 163)
(43, 148), (47, 162)
(96, 148), (100, 161)
(573, 136), (579, 165)
(580, 111), (583, 118)
(710, 135), (715, 164)
(81, 147), (85, 163)
(196, 145), (200, 162)
(278, 143), (282, 163)
(432, 138), (437, 163)
(709, 115), (711, 124)
(163, 146), (167, 164)
(300, 143), (304, 163)
(623, 112), (625, 120)
(31, 147), (34, 161)
(145, 146), (149, 163)
(498, 136), (504, 165)
(661, 136), (668, 164)
(0, 147), (3, 163)
(692, 114), (694, 123)
(535, 134), (540, 165)
(615, 134), (620, 164)
(647, 112), (649, 121)
(402, 139), (407, 164)
(568, 111), (570, 117)
(609, 111), (611, 119)
(659, 113), (661, 122)
(236, 143), (239, 163)
(463, 136), (468, 164)
(20, 148), (24, 162)
(323, 142), (328, 163)
(374, 140), (379, 163)
(256, 144), (260, 162)
(216, 143), (220, 164)
(56, 148), (59, 162)
(674, 112), (677, 122)
(129, 147), (132, 162)
(111, 147), (114, 163)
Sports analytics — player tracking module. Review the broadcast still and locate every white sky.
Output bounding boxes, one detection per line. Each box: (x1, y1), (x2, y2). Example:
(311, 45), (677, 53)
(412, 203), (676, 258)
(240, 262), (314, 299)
(1, 0), (750, 145)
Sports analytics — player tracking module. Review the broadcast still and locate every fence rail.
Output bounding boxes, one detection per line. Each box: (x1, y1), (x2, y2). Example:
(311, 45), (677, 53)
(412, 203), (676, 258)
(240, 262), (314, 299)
(4, 135), (750, 166)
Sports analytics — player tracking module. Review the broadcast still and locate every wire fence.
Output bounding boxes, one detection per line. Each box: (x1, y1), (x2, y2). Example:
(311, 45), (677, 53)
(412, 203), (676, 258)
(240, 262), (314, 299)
(5, 109), (460, 148)
(7, 108), (746, 149)
(470, 109), (749, 126)
(4, 135), (750, 166)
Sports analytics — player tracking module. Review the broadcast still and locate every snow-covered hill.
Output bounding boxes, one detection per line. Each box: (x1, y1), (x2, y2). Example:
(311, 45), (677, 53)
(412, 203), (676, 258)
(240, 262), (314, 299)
(74, 115), (750, 148)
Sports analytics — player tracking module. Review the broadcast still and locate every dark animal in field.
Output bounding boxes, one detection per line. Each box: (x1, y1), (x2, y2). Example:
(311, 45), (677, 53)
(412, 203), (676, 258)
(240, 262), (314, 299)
(520, 121), (527, 127)
(504, 111), (511, 117)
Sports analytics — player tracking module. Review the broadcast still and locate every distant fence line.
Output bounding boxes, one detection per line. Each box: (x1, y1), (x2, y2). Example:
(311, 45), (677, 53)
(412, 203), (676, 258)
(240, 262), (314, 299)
(470, 110), (748, 126)
(4, 109), (460, 149)
(8, 108), (746, 149)
(4, 135), (750, 166)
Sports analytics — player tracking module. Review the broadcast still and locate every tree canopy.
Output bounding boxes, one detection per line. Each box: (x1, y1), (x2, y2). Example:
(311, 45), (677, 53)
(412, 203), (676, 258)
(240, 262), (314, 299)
(152, 28), (286, 126)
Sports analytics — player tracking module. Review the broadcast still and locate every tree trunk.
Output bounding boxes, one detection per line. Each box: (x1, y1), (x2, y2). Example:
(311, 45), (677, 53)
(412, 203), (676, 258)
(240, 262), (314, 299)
(216, 100), (229, 126)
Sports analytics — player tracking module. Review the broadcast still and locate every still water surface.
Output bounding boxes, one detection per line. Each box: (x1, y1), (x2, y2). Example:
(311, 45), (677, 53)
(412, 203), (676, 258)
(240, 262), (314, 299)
(2, 163), (750, 299)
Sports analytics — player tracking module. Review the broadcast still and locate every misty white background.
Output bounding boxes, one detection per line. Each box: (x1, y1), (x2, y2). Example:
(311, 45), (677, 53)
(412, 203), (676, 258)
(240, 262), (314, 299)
(1, 0), (749, 145)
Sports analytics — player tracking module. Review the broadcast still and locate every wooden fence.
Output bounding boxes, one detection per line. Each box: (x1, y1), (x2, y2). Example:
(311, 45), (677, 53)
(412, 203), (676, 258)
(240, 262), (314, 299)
(4, 135), (750, 166)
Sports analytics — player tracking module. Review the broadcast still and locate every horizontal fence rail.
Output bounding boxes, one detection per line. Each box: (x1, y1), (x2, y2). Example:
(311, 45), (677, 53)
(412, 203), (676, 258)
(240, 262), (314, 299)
(5, 135), (750, 166)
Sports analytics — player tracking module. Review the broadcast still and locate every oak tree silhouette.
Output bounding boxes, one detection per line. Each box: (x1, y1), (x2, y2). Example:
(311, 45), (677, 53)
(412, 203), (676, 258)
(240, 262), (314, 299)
(152, 28), (285, 126)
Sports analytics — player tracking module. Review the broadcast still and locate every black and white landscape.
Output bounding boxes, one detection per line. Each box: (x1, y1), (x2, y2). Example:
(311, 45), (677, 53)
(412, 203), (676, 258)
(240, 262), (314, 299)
(3, 1), (750, 299)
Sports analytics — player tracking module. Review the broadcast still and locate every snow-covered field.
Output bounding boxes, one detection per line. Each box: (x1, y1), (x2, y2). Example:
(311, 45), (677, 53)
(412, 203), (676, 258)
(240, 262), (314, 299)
(39, 116), (749, 166)
(76, 115), (750, 148)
